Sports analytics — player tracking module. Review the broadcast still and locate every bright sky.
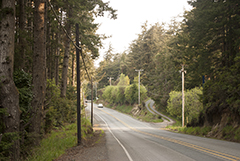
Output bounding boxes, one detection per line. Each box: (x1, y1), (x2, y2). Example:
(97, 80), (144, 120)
(94, 0), (192, 66)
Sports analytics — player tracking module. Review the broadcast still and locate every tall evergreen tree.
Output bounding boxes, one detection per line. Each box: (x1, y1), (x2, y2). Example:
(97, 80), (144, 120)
(30, 0), (46, 143)
(0, 0), (20, 159)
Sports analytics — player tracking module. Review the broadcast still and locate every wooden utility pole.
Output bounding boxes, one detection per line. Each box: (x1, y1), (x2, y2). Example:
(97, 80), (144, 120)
(180, 65), (186, 127)
(91, 77), (93, 126)
(135, 69), (144, 106)
(76, 23), (81, 145)
(107, 77), (114, 86)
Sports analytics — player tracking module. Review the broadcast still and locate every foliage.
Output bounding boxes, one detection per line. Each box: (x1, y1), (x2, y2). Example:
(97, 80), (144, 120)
(44, 79), (77, 133)
(202, 64), (240, 125)
(167, 87), (203, 123)
(102, 86), (114, 103)
(102, 75), (147, 105)
(116, 86), (126, 104)
(117, 73), (130, 86)
(171, 126), (212, 136)
(12, 70), (33, 158)
(124, 83), (138, 104)
(26, 119), (92, 161)
(0, 132), (19, 161)
(13, 69), (33, 127)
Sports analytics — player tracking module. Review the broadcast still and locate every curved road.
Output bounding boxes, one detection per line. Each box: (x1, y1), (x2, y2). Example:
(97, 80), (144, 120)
(86, 103), (240, 161)
(145, 99), (175, 126)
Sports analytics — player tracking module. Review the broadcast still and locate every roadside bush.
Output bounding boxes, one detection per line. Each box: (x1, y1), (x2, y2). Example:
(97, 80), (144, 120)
(116, 86), (126, 104)
(234, 127), (240, 141)
(167, 87), (203, 124)
(102, 86), (114, 103)
(44, 80), (76, 133)
(125, 83), (138, 104)
(102, 74), (147, 105)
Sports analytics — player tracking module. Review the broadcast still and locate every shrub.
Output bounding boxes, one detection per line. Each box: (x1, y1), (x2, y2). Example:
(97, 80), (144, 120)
(102, 75), (147, 105)
(125, 84), (138, 104)
(167, 87), (203, 123)
(44, 80), (77, 133)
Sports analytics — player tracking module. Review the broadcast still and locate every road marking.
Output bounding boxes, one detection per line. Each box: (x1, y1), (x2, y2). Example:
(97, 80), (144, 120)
(99, 109), (240, 161)
(95, 113), (134, 161)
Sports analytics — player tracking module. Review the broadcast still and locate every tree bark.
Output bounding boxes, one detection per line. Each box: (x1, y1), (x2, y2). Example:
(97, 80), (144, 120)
(18, 0), (26, 69)
(55, 29), (60, 85)
(0, 0), (20, 160)
(30, 0), (46, 143)
(72, 52), (75, 86)
(60, 22), (71, 97)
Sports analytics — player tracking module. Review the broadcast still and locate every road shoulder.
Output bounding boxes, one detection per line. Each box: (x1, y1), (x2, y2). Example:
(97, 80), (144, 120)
(54, 129), (109, 161)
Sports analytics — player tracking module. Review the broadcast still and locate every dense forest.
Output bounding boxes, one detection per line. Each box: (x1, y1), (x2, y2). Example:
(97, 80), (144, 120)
(1, 0), (240, 160)
(96, 0), (240, 137)
(0, 0), (116, 160)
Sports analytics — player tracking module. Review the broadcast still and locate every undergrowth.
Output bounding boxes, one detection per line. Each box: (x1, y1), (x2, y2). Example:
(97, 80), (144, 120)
(25, 117), (92, 161)
(167, 125), (240, 143)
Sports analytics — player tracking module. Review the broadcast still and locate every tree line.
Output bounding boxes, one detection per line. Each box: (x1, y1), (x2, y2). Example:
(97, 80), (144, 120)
(97, 0), (240, 127)
(0, 0), (116, 160)
(102, 73), (148, 105)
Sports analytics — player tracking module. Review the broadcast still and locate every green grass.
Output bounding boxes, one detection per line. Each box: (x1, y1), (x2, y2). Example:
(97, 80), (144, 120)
(164, 120), (240, 143)
(95, 130), (104, 144)
(136, 109), (163, 123)
(114, 104), (133, 114)
(26, 118), (92, 161)
(167, 125), (212, 137)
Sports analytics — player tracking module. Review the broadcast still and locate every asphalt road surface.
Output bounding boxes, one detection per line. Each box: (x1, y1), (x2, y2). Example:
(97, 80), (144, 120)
(86, 103), (240, 161)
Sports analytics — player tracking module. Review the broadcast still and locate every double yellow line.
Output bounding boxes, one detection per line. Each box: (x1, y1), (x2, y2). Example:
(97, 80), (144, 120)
(99, 109), (240, 161)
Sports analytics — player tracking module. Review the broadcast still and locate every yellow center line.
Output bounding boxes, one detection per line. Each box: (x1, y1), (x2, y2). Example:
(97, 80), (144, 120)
(99, 109), (240, 161)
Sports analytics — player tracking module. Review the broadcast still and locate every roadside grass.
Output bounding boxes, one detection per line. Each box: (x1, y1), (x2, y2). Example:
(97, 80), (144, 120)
(167, 125), (240, 142)
(114, 104), (133, 114)
(26, 118), (92, 161)
(167, 125), (212, 136)
(95, 130), (104, 144)
(136, 109), (163, 123)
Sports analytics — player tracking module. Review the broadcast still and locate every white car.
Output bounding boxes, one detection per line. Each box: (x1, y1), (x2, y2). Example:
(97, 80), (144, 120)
(97, 103), (103, 108)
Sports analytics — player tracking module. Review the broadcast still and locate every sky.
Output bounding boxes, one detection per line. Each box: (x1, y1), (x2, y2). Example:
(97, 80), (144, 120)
(94, 0), (192, 66)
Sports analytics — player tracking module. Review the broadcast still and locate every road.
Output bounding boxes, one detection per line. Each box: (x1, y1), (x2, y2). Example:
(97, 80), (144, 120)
(145, 99), (175, 126)
(86, 103), (240, 161)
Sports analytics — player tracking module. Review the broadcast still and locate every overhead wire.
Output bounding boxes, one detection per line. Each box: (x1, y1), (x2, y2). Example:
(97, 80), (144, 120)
(47, 0), (91, 81)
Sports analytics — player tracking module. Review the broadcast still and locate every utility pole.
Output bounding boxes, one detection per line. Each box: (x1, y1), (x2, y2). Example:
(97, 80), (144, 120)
(107, 77), (114, 86)
(91, 77), (93, 126)
(135, 69), (144, 106)
(180, 65), (186, 127)
(76, 23), (81, 145)
(95, 82), (98, 100)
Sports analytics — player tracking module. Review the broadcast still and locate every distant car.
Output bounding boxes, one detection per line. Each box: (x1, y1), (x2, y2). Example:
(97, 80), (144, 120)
(97, 103), (103, 108)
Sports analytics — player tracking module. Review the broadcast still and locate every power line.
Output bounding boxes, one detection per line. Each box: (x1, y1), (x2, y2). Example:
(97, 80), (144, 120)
(47, 0), (91, 81)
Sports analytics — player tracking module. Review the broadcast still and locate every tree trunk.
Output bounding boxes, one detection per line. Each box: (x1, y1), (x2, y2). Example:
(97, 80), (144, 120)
(60, 22), (71, 97)
(47, 17), (51, 79)
(0, 0), (20, 160)
(55, 29), (60, 85)
(30, 0), (46, 143)
(18, 0), (26, 69)
(72, 52), (75, 86)
(55, 21), (60, 86)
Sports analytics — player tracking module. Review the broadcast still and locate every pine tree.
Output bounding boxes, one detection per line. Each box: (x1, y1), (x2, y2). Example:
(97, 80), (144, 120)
(0, 0), (20, 159)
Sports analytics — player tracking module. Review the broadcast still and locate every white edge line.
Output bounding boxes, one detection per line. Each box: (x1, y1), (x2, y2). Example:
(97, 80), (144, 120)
(95, 113), (134, 161)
